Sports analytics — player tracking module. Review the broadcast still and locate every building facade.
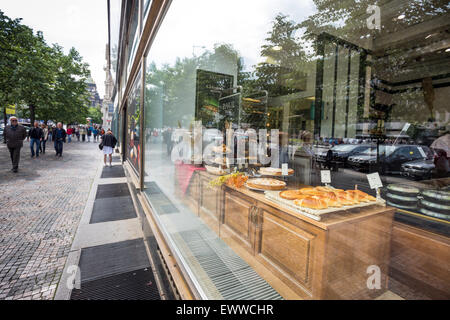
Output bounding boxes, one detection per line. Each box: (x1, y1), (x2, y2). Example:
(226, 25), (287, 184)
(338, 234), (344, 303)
(107, 0), (450, 300)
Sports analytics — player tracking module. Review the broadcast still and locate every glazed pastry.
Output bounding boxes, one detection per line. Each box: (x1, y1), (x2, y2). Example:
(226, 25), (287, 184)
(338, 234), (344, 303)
(337, 195), (357, 206)
(294, 197), (328, 210)
(279, 190), (305, 200)
(346, 190), (375, 202)
(315, 186), (338, 192)
(246, 178), (286, 190)
(299, 188), (324, 196)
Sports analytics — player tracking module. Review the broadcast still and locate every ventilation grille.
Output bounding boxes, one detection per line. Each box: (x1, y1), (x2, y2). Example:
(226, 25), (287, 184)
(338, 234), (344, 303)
(70, 268), (161, 300)
(179, 230), (283, 300)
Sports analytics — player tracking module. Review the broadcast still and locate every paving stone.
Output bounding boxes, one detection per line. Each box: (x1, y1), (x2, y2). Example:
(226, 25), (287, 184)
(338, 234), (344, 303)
(0, 142), (102, 300)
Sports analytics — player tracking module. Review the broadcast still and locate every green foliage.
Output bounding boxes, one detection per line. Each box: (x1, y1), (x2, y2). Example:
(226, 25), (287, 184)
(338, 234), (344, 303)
(0, 10), (91, 124)
(88, 106), (103, 124)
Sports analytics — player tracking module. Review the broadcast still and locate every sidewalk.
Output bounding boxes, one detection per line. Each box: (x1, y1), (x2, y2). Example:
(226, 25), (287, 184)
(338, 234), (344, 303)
(0, 140), (103, 300)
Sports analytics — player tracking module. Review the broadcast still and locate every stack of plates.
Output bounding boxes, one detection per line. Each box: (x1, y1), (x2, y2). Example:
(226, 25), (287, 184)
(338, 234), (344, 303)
(385, 184), (420, 210)
(418, 190), (450, 220)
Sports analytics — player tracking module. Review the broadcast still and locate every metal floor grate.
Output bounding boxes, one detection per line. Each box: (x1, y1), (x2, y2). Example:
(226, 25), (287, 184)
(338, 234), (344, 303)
(179, 230), (283, 300)
(70, 268), (161, 300)
(78, 239), (150, 282)
(90, 196), (137, 224)
(101, 165), (125, 178)
(95, 183), (130, 199)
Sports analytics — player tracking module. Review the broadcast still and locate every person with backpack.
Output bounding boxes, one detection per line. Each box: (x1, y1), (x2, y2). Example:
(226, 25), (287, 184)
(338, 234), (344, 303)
(100, 129), (117, 167)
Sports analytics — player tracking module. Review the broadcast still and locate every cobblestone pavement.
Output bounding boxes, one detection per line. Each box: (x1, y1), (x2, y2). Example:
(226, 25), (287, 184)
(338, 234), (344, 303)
(0, 139), (103, 300)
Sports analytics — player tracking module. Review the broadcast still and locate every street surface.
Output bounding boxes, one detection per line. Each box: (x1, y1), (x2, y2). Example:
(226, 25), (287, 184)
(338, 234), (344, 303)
(0, 139), (102, 300)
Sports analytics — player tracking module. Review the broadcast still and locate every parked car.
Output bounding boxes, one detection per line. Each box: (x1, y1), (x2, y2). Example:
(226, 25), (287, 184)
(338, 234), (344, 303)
(315, 144), (373, 168)
(348, 145), (433, 174)
(401, 159), (436, 180)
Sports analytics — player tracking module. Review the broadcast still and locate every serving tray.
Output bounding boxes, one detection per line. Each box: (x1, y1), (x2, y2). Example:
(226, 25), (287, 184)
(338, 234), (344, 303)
(265, 190), (386, 221)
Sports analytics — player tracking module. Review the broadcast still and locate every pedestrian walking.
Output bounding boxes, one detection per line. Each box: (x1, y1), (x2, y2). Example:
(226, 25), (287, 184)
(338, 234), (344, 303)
(100, 128), (105, 136)
(87, 125), (92, 142)
(67, 126), (73, 143)
(39, 124), (49, 154)
(28, 121), (43, 158)
(3, 116), (27, 172)
(52, 122), (67, 157)
(75, 126), (80, 141)
(100, 129), (117, 167)
(80, 126), (86, 142)
(93, 126), (99, 142)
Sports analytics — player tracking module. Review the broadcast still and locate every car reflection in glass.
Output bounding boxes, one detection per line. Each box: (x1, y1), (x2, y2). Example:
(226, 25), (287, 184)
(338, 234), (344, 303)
(347, 145), (433, 175)
(315, 144), (373, 170)
(401, 148), (450, 180)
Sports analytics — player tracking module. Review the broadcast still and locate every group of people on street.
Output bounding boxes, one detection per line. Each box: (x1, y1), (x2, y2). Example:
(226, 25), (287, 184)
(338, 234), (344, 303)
(74, 124), (104, 142)
(3, 117), (116, 172)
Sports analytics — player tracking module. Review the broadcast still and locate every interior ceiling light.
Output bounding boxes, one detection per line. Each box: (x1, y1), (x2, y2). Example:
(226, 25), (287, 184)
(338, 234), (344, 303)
(446, 48), (450, 52)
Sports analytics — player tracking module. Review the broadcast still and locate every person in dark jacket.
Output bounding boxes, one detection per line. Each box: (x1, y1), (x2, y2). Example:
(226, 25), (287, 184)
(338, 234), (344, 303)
(3, 116), (27, 172)
(52, 122), (67, 157)
(28, 121), (43, 158)
(100, 129), (117, 167)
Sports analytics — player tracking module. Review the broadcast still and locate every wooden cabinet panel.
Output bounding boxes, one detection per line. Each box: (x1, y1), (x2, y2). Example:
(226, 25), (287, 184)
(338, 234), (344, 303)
(223, 191), (255, 253)
(323, 212), (394, 299)
(390, 222), (450, 299)
(257, 207), (317, 292)
(200, 177), (219, 219)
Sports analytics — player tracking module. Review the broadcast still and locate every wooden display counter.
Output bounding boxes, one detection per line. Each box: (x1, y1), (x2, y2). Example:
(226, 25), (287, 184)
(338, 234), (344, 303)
(184, 170), (395, 300)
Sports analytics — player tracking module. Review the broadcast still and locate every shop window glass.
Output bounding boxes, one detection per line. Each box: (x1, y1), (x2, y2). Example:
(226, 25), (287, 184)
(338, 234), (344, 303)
(127, 70), (141, 174)
(141, 0), (450, 300)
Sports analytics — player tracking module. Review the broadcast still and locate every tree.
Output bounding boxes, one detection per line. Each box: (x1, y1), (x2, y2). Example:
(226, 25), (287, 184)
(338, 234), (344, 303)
(1, 10), (92, 126)
(0, 10), (33, 125)
(88, 106), (103, 124)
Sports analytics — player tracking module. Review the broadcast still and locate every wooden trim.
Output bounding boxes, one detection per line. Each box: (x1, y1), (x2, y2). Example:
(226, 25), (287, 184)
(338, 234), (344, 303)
(395, 208), (450, 225)
(139, 58), (145, 190)
(393, 220), (450, 246)
(124, 160), (140, 190)
(137, 192), (195, 300)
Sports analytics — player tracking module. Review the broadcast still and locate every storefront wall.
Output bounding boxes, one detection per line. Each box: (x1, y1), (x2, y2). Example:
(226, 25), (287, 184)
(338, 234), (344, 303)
(115, 0), (450, 300)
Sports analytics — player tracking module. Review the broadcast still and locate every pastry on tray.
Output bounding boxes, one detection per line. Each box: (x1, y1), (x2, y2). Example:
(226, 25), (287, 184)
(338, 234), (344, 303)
(294, 197), (328, 210)
(279, 190), (308, 200)
(346, 190), (376, 202)
(259, 167), (294, 176)
(246, 178), (286, 190)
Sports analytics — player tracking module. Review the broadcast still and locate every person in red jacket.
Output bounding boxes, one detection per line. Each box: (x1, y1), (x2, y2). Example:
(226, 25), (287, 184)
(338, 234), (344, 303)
(66, 126), (73, 143)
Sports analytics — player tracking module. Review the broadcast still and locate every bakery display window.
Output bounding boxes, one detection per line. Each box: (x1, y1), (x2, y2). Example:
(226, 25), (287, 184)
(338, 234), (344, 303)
(135, 0), (450, 300)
